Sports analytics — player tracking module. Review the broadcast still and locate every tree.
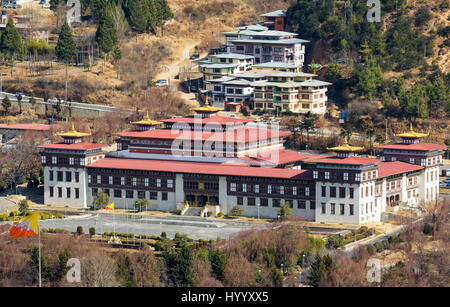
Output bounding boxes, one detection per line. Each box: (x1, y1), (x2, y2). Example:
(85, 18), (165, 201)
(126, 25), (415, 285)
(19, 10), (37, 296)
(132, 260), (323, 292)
(361, 118), (375, 154)
(325, 63), (341, 81)
(92, 191), (110, 210)
(163, 241), (195, 286)
(55, 22), (78, 102)
(300, 112), (318, 142)
(53, 248), (70, 283)
(356, 59), (383, 100)
(308, 59), (322, 74)
(208, 248), (227, 281)
(135, 198), (150, 212)
(277, 202), (293, 220)
(2, 95), (11, 114)
(96, 6), (118, 72)
(125, 0), (150, 32)
(154, 0), (174, 36)
(18, 200), (29, 216)
(17, 94), (23, 114)
(230, 205), (243, 217)
(426, 74), (450, 117)
(309, 254), (333, 287)
(0, 19), (23, 58)
(399, 85), (428, 121)
(28, 246), (49, 284)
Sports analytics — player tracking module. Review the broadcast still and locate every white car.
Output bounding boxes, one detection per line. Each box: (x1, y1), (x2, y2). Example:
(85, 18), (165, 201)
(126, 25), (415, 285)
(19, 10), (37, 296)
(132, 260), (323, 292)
(43, 4), (50, 8)
(154, 80), (168, 87)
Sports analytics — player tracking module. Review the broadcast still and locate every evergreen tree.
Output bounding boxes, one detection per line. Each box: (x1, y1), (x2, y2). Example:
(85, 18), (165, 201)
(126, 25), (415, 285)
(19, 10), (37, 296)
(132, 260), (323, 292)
(53, 248), (70, 282)
(28, 246), (50, 284)
(154, 0), (173, 36)
(2, 95), (11, 114)
(96, 6), (118, 71)
(55, 22), (78, 101)
(399, 85), (429, 121)
(426, 75), (450, 116)
(0, 19), (23, 57)
(208, 248), (227, 281)
(125, 0), (150, 32)
(163, 241), (194, 286)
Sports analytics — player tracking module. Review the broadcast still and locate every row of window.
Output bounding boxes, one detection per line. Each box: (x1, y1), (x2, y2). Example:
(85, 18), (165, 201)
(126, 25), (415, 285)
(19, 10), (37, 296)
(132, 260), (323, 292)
(237, 196), (316, 209)
(93, 188), (168, 201)
(42, 155), (102, 166)
(88, 175), (174, 189)
(49, 170), (80, 183)
(230, 183), (311, 196)
(321, 203), (355, 216)
(49, 186), (80, 199)
(321, 186), (355, 199)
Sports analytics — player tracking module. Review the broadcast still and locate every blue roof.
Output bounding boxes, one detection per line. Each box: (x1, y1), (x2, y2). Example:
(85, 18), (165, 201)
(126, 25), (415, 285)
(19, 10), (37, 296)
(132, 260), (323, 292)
(260, 10), (287, 18)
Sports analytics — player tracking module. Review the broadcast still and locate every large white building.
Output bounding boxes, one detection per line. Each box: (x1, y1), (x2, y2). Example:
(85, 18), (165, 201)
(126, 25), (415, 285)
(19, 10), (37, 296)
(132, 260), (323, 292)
(38, 112), (446, 225)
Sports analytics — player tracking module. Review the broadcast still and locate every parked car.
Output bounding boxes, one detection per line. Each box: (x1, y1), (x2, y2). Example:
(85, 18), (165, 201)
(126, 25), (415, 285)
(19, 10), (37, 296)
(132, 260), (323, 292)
(154, 79), (168, 87)
(190, 53), (200, 60)
(13, 4), (22, 8)
(43, 4), (50, 8)
(39, 0), (46, 4)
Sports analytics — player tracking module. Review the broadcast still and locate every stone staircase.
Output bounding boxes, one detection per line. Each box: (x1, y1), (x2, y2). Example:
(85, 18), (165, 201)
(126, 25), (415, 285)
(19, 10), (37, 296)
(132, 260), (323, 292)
(183, 207), (203, 217)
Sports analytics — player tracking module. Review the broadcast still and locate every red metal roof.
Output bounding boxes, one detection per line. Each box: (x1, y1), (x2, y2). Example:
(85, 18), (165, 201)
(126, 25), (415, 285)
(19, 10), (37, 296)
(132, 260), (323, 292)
(114, 128), (291, 143)
(375, 161), (423, 178)
(305, 156), (380, 165)
(240, 149), (319, 165)
(0, 124), (62, 131)
(38, 142), (105, 151)
(376, 143), (446, 151)
(87, 158), (311, 180)
(162, 116), (252, 125)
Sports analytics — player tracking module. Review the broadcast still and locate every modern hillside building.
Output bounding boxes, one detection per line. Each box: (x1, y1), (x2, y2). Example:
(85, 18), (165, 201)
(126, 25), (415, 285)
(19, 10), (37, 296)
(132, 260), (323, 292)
(38, 108), (446, 225)
(260, 10), (287, 31)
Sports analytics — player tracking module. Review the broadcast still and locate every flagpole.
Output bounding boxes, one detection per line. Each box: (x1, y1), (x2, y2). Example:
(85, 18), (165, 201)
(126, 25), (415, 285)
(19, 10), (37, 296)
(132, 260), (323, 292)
(38, 210), (41, 288)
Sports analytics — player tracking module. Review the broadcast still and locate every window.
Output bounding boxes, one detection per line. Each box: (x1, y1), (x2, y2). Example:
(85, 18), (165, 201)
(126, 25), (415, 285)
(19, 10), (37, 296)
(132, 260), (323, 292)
(280, 186), (284, 195)
(340, 204), (345, 215)
(242, 183), (247, 193)
(80, 158), (85, 166)
(168, 179), (174, 188)
(97, 175), (101, 184)
(92, 188), (98, 197)
(260, 198), (268, 207)
(248, 198), (255, 206)
(310, 201), (315, 210)
(88, 175), (91, 184)
(355, 173), (361, 181)
(75, 172), (79, 183)
(66, 188), (71, 198)
(325, 172), (330, 180)
(52, 156), (57, 164)
(321, 203), (326, 214)
(230, 183), (236, 192)
(349, 204), (354, 216)
(255, 184), (259, 193)
(321, 186), (326, 197)
(49, 171), (54, 181)
(66, 171), (72, 182)
(58, 187), (62, 198)
(75, 188), (79, 199)
(237, 197), (243, 206)
(138, 191), (145, 199)
(330, 187), (336, 198)
(235, 89), (243, 95)
(57, 171), (63, 182)
(292, 186), (297, 195)
(162, 192), (168, 201)
(340, 187), (346, 198)
(41, 156), (46, 164)
(305, 187), (310, 196)
(126, 190), (134, 199)
(344, 173), (349, 181)
(132, 177), (137, 186)
(150, 192), (157, 200)
(330, 203), (335, 215)
(273, 199), (281, 207)
(268, 185), (272, 194)
(49, 186), (54, 197)
(298, 200), (306, 209)
(69, 157), (74, 165)
(112, 189), (121, 198)
(121, 177), (125, 185)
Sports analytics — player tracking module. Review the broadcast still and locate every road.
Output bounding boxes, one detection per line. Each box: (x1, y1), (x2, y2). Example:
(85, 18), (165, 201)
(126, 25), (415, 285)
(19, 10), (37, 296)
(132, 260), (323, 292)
(155, 42), (199, 82)
(35, 213), (269, 240)
(0, 92), (120, 114)
(0, 198), (15, 214)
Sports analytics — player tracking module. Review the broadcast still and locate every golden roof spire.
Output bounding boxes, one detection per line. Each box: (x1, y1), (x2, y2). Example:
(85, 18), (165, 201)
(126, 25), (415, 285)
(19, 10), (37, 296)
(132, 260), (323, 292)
(130, 112), (163, 126)
(56, 123), (91, 138)
(193, 98), (223, 113)
(327, 140), (364, 152)
(395, 123), (428, 138)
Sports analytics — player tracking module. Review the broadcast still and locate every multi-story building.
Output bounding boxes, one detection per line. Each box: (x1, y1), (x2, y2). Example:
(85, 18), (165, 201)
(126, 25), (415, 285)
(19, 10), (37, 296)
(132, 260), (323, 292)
(224, 26), (309, 66)
(253, 75), (331, 114)
(0, 123), (62, 146)
(260, 10), (287, 31)
(199, 53), (254, 90)
(38, 109), (445, 224)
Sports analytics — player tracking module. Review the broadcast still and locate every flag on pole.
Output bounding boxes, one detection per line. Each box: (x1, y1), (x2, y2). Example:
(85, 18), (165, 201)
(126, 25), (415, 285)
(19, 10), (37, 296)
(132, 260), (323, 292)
(104, 202), (114, 210)
(9, 210), (39, 238)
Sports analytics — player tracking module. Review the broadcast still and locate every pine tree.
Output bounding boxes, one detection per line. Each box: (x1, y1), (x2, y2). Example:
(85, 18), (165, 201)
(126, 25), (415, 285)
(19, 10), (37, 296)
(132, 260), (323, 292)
(55, 22), (78, 101)
(126, 0), (150, 32)
(2, 95), (11, 114)
(96, 6), (118, 72)
(0, 19), (23, 57)
(208, 248), (227, 281)
(155, 0), (173, 36)
(28, 246), (50, 284)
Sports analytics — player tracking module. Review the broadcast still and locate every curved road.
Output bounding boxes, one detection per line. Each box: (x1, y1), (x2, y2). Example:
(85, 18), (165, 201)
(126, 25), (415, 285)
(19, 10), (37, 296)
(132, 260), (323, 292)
(0, 198), (15, 213)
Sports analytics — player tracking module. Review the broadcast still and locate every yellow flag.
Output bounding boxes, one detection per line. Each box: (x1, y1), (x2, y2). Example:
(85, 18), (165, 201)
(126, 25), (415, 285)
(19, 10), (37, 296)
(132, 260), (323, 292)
(104, 202), (114, 210)
(9, 210), (39, 238)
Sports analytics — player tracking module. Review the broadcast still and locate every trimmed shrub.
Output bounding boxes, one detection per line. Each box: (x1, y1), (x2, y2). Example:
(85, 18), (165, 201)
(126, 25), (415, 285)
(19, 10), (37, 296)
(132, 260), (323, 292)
(76, 226), (83, 236)
(423, 223), (433, 235)
(374, 241), (384, 252)
(326, 235), (344, 249)
(217, 212), (224, 218)
(367, 244), (377, 255)
(89, 227), (96, 237)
